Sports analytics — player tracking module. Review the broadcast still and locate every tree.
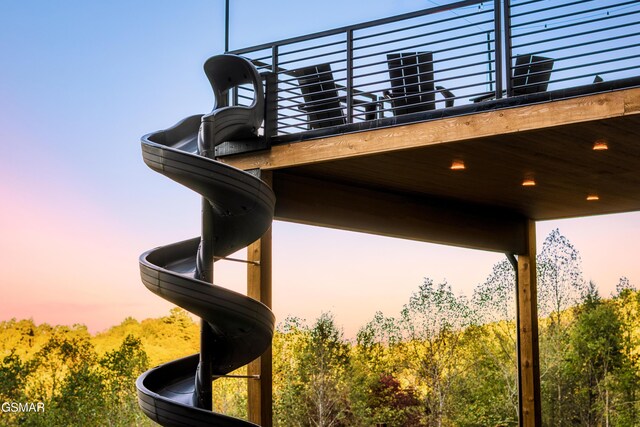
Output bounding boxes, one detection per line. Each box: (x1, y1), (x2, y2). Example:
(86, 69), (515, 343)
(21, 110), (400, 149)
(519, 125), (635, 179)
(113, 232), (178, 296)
(273, 317), (311, 426)
(365, 373), (423, 426)
(536, 229), (587, 425)
(354, 312), (422, 426)
(611, 283), (640, 425)
(399, 279), (472, 426)
(563, 284), (623, 426)
(100, 335), (150, 425)
(469, 259), (519, 420)
(537, 228), (586, 323)
(301, 313), (353, 427)
(274, 314), (353, 427)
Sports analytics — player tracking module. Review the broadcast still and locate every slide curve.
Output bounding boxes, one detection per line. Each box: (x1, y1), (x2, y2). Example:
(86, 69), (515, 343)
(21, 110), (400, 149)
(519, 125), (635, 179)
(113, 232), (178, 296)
(136, 55), (275, 426)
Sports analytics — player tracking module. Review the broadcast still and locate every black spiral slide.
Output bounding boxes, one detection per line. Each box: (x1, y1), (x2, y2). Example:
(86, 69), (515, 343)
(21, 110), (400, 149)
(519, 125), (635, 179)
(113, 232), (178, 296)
(136, 55), (275, 426)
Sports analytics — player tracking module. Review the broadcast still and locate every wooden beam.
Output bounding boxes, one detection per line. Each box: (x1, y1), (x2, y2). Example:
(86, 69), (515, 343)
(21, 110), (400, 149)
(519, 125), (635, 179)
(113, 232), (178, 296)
(247, 171), (273, 427)
(516, 220), (541, 426)
(220, 88), (640, 171)
(273, 172), (528, 254)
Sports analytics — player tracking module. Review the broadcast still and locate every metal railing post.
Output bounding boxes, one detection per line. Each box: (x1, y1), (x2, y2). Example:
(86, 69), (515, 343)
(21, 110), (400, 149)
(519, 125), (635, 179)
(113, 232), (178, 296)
(346, 29), (354, 123)
(264, 72), (277, 142)
(494, 0), (503, 99)
(268, 45), (279, 136)
(504, 0), (514, 97)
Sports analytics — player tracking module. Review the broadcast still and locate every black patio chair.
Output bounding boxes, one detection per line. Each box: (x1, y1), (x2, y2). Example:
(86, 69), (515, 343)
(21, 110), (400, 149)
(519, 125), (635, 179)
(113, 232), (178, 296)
(291, 64), (378, 129)
(472, 54), (554, 102)
(291, 64), (347, 130)
(385, 52), (454, 116)
(512, 54), (554, 95)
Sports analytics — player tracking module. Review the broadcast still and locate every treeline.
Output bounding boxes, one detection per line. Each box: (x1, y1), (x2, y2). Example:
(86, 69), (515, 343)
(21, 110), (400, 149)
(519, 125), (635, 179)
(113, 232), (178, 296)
(0, 308), (199, 426)
(249, 230), (640, 426)
(1, 230), (639, 426)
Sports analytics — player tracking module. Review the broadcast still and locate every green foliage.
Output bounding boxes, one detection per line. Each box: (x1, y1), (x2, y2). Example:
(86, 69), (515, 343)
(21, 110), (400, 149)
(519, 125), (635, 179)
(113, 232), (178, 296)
(0, 310), (198, 426)
(274, 313), (354, 427)
(1, 231), (639, 426)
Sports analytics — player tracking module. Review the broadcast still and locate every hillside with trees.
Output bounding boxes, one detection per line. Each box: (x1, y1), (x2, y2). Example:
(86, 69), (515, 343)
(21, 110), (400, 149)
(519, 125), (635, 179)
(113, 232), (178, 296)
(1, 230), (639, 426)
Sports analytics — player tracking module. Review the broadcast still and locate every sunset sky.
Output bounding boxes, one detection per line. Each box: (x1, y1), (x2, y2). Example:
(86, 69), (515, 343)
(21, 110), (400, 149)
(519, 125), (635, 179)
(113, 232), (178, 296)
(1, 1), (638, 339)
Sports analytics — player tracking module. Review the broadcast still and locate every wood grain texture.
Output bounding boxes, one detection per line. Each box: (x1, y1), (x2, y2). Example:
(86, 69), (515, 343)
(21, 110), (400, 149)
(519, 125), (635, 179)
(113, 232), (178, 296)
(517, 220), (541, 427)
(221, 88), (640, 171)
(247, 172), (273, 426)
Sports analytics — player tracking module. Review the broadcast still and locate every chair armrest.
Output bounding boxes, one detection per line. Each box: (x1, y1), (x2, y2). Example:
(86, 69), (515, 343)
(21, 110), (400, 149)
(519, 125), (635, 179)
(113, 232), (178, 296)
(436, 86), (455, 108)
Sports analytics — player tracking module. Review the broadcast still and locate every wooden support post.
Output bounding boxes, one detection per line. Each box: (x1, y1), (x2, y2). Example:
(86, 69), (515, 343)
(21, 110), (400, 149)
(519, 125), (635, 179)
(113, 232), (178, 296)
(516, 219), (541, 426)
(247, 171), (273, 426)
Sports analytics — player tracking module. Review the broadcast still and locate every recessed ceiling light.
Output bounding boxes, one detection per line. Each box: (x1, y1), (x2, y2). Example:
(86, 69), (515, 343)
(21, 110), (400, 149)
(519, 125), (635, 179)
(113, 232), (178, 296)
(522, 178), (536, 186)
(450, 160), (465, 170)
(593, 139), (608, 151)
(586, 193), (600, 201)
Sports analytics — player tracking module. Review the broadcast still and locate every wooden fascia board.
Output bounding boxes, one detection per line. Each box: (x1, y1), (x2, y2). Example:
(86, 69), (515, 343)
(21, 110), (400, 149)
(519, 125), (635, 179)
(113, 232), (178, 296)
(221, 88), (640, 171)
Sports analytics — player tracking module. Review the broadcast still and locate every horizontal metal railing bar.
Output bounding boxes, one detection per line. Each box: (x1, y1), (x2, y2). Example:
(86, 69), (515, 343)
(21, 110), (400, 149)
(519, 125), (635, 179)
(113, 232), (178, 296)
(537, 63), (640, 87)
(276, 120), (309, 130)
(276, 83), (347, 105)
(351, 51), (494, 77)
(542, 52), (640, 78)
(352, 35), (494, 65)
(278, 106), (373, 127)
(512, 11), (640, 44)
(277, 121), (312, 132)
(352, 17), (495, 54)
(512, 7), (640, 38)
(276, 39), (346, 59)
(352, 64), (492, 93)
(276, 123), (308, 132)
(278, 73), (379, 101)
(278, 107), (344, 126)
(513, 0), (638, 18)
(249, 53), (273, 63)
(512, 40), (640, 66)
(511, 0), (593, 20)
(370, 81), (499, 116)
(514, 30), (640, 55)
(225, 0), (639, 138)
(352, 5), (493, 43)
(351, 53), (494, 83)
(277, 65), (348, 85)
(511, 1), (638, 28)
(277, 72), (378, 104)
(285, 94), (345, 109)
(277, 48), (348, 68)
(353, 9), (493, 46)
(277, 65), (491, 107)
(506, 0), (542, 8)
(277, 100), (373, 118)
(229, 0), (483, 54)
(275, 100), (376, 118)
(278, 67), (346, 87)
(278, 116), (342, 131)
(277, 112), (308, 123)
(277, 61), (347, 78)
(276, 57), (493, 110)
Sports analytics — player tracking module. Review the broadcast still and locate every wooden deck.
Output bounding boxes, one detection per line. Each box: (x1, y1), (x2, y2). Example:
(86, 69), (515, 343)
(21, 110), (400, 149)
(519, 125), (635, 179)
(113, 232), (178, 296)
(223, 86), (640, 427)
(222, 87), (640, 251)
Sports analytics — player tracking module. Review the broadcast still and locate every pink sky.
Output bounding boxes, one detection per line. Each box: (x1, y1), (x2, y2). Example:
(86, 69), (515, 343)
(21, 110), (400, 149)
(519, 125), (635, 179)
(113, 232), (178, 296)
(1, 0), (638, 340)
(2, 160), (638, 339)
